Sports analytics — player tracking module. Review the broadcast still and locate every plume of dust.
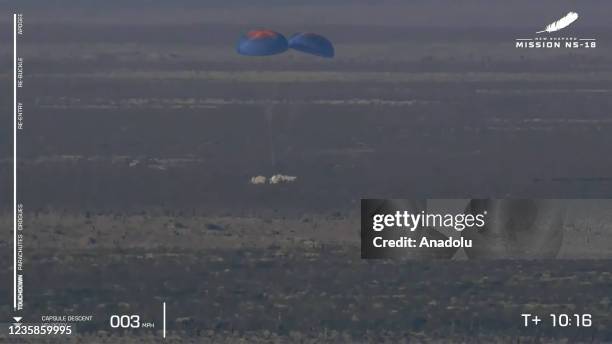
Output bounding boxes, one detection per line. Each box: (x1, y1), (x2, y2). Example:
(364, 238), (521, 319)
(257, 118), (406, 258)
(250, 175), (267, 184)
(249, 174), (297, 185)
(269, 174), (297, 184)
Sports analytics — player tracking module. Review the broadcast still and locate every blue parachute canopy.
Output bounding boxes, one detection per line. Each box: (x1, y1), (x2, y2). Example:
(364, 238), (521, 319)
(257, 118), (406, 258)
(288, 33), (334, 58)
(236, 29), (288, 56)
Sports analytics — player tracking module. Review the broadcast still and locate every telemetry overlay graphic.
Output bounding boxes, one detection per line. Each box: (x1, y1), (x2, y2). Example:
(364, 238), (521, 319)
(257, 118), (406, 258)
(2, 1), (612, 342)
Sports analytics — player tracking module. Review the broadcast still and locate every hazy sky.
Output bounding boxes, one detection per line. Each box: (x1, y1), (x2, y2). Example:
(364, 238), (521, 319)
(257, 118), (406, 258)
(8, 1), (611, 28)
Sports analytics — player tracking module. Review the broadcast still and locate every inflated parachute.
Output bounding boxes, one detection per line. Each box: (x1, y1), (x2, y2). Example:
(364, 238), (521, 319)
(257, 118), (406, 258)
(288, 33), (334, 58)
(236, 29), (288, 56)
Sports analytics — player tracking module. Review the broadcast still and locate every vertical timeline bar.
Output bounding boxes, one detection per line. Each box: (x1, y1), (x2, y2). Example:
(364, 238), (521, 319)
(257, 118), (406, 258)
(163, 302), (166, 338)
(13, 13), (17, 311)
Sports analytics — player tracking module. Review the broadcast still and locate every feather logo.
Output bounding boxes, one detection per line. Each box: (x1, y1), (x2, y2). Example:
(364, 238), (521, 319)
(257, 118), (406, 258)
(536, 12), (579, 34)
